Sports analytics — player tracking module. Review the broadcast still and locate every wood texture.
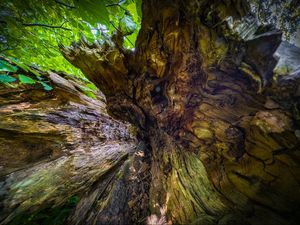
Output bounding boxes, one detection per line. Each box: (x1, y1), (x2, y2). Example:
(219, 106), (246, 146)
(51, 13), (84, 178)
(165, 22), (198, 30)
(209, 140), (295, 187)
(0, 67), (141, 224)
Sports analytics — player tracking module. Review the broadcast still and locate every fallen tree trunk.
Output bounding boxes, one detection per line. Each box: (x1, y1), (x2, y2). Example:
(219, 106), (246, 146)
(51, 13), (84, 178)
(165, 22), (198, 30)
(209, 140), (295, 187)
(0, 67), (152, 225)
(1, 0), (300, 225)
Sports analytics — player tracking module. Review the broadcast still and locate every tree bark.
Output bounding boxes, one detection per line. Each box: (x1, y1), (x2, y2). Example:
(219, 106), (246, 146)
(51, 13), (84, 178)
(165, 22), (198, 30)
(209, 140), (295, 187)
(1, 0), (300, 225)
(0, 67), (150, 225)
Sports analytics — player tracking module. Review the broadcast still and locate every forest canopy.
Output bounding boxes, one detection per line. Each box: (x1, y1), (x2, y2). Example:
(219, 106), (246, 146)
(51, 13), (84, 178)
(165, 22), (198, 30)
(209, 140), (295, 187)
(0, 0), (142, 77)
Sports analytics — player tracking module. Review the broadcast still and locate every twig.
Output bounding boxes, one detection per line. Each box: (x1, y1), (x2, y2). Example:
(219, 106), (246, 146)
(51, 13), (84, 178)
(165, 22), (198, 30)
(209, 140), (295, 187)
(110, 21), (134, 47)
(105, 3), (119, 7)
(1, 19), (71, 31)
(54, 0), (75, 9)
(106, 1), (128, 13)
(22, 22), (71, 31)
(105, 0), (123, 7)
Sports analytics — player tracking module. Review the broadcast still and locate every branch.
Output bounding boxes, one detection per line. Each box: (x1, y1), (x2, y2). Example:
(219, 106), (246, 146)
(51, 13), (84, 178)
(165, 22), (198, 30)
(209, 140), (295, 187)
(0, 47), (12, 54)
(110, 21), (134, 47)
(54, 0), (75, 9)
(106, 1), (128, 13)
(22, 22), (71, 31)
(106, 3), (119, 7)
(105, 0), (123, 7)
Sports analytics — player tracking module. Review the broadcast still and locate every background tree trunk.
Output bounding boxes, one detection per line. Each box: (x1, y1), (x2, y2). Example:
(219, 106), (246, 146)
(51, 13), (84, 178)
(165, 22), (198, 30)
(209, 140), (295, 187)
(1, 0), (300, 225)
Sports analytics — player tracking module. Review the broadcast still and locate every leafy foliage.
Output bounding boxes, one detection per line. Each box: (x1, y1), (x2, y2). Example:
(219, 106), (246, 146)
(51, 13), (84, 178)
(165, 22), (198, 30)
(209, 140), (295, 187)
(0, 0), (142, 77)
(18, 74), (36, 84)
(0, 74), (16, 83)
(0, 60), (17, 72)
(0, 59), (53, 91)
(40, 81), (53, 91)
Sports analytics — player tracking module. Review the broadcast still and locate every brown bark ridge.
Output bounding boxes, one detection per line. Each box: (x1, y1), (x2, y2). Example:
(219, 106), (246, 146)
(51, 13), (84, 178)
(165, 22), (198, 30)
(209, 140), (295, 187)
(61, 0), (300, 224)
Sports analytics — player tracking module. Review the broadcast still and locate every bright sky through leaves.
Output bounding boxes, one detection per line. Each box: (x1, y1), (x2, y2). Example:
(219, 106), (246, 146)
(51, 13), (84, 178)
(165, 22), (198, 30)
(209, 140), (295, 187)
(0, 0), (142, 77)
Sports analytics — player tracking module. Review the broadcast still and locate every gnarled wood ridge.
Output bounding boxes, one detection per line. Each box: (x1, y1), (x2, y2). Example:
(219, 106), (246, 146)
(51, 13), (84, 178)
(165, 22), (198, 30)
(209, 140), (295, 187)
(1, 0), (300, 224)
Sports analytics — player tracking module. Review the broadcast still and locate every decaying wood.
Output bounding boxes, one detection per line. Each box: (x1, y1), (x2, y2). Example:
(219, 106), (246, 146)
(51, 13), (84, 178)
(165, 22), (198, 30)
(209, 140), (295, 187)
(61, 0), (300, 224)
(1, 0), (300, 224)
(0, 68), (149, 225)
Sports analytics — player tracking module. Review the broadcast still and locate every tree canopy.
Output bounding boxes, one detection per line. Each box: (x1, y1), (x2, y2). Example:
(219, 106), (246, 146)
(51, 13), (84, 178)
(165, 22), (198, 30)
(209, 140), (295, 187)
(0, 0), (142, 77)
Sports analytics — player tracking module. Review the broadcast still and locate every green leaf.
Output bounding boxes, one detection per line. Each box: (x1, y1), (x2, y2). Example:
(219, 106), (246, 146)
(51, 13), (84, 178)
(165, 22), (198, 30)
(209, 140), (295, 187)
(27, 67), (41, 78)
(120, 14), (137, 35)
(40, 81), (53, 91)
(86, 82), (97, 91)
(135, 0), (142, 19)
(7, 58), (29, 72)
(124, 31), (138, 48)
(0, 74), (16, 83)
(0, 60), (18, 72)
(18, 74), (36, 84)
(74, 0), (109, 26)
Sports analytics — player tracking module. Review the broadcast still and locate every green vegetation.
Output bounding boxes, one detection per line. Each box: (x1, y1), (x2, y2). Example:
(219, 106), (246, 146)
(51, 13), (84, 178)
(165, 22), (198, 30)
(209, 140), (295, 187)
(8, 196), (80, 225)
(0, 58), (53, 91)
(0, 0), (142, 77)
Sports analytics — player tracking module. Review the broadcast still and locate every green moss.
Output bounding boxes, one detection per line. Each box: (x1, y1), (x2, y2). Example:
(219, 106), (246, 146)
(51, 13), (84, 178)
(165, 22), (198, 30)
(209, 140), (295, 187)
(8, 196), (79, 225)
(166, 150), (227, 224)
